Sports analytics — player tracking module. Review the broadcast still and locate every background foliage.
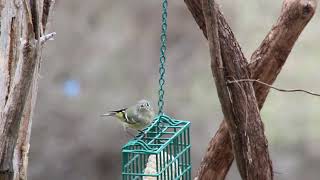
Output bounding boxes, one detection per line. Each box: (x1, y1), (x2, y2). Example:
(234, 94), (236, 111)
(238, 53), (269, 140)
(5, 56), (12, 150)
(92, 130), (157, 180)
(29, 0), (320, 179)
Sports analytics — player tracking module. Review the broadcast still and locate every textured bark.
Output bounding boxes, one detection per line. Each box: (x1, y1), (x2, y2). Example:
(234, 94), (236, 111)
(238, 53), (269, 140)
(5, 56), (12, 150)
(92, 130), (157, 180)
(184, 0), (317, 179)
(0, 0), (54, 179)
(250, 0), (318, 109)
(195, 121), (233, 180)
(202, 0), (273, 179)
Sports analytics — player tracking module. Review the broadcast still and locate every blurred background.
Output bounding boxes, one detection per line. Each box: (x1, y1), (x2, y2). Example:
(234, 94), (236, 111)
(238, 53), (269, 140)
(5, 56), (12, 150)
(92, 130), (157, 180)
(29, 0), (320, 179)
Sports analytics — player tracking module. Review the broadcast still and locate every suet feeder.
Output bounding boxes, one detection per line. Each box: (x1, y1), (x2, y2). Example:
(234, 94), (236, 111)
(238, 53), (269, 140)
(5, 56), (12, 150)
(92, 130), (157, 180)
(122, 114), (191, 180)
(121, 0), (191, 179)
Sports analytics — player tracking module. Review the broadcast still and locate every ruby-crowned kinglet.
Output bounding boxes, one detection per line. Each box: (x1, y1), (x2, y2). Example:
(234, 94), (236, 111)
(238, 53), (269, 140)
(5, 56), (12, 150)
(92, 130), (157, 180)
(101, 99), (155, 134)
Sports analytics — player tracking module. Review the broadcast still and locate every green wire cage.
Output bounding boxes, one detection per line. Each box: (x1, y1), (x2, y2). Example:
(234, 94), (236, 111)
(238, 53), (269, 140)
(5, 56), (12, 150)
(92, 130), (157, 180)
(121, 0), (191, 179)
(122, 114), (191, 180)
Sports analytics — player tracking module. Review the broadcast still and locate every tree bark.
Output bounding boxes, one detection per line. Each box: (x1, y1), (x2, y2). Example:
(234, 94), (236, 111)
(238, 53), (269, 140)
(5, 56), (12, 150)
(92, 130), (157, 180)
(0, 0), (55, 179)
(202, 0), (273, 179)
(184, 0), (317, 179)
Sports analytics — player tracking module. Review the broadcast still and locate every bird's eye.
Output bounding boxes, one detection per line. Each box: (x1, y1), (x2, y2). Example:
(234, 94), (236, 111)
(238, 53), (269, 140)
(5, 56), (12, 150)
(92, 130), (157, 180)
(145, 103), (150, 107)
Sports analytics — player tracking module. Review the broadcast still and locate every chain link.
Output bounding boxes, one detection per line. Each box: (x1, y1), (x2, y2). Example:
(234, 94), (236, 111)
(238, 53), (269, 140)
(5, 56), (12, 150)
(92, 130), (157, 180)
(158, 0), (168, 115)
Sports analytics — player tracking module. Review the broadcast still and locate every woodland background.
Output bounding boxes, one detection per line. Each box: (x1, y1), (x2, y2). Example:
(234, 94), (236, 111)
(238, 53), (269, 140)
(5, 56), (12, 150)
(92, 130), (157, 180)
(29, 0), (320, 179)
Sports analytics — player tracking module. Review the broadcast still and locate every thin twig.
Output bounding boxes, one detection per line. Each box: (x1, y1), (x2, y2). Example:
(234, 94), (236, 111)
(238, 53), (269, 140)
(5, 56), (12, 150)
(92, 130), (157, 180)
(20, 32), (56, 47)
(40, 32), (56, 44)
(227, 79), (320, 97)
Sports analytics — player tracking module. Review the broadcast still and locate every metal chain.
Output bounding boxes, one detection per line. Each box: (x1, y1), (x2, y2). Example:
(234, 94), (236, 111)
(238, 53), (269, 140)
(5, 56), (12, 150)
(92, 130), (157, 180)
(158, 0), (168, 115)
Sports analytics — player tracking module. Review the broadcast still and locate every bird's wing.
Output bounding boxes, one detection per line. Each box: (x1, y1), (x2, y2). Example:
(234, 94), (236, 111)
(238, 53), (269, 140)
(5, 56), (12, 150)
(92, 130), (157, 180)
(124, 107), (139, 125)
(110, 108), (127, 114)
(101, 108), (127, 117)
(111, 108), (128, 121)
(108, 108), (137, 125)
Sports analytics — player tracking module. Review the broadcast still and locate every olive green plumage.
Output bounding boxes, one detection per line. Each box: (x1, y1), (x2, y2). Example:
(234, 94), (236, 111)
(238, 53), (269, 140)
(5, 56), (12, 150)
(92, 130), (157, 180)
(101, 99), (155, 131)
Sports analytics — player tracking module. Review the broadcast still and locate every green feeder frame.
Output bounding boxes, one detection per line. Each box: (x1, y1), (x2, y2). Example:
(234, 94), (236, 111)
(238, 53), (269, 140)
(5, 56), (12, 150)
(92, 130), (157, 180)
(121, 0), (191, 179)
(122, 114), (191, 180)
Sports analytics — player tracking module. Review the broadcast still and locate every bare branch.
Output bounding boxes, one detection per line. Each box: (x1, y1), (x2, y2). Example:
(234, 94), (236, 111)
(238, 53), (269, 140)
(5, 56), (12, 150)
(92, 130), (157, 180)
(202, 0), (273, 179)
(20, 32), (56, 47)
(250, 0), (317, 108)
(195, 121), (233, 180)
(0, 0), (55, 178)
(227, 79), (320, 97)
(185, 0), (318, 179)
(40, 32), (56, 44)
(42, 0), (55, 32)
(0, 35), (36, 178)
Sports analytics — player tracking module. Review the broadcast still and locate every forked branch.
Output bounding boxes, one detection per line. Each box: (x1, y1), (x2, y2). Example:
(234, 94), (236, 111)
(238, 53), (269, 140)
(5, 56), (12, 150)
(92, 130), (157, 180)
(202, 0), (273, 179)
(184, 0), (317, 179)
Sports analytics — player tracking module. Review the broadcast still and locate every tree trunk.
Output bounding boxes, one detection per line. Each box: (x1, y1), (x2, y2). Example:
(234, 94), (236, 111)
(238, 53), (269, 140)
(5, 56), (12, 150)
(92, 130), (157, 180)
(202, 0), (273, 179)
(184, 0), (317, 179)
(0, 0), (55, 179)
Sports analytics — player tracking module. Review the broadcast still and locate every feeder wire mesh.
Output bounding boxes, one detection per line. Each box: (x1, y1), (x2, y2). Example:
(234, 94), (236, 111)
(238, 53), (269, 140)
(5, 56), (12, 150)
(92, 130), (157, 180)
(121, 0), (191, 179)
(122, 115), (191, 179)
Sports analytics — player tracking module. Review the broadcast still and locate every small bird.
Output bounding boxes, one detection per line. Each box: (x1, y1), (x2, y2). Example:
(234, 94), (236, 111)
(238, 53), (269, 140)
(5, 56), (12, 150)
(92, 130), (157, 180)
(101, 99), (155, 135)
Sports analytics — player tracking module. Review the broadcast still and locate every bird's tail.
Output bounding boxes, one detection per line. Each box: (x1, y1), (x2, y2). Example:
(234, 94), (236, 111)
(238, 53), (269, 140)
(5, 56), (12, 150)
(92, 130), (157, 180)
(100, 112), (117, 117)
(101, 108), (127, 120)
